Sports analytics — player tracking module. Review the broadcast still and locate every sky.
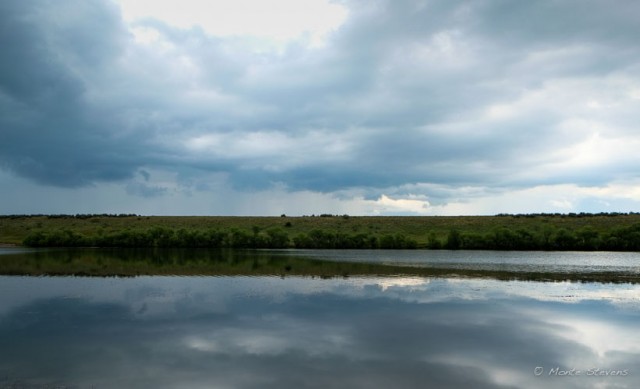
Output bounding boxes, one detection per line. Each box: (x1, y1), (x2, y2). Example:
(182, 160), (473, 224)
(1, 0), (640, 216)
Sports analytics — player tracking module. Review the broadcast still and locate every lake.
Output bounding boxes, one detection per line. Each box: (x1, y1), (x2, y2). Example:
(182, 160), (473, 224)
(0, 249), (639, 388)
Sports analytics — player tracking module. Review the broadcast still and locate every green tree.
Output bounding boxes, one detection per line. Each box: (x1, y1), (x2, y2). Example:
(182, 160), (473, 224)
(445, 229), (462, 250)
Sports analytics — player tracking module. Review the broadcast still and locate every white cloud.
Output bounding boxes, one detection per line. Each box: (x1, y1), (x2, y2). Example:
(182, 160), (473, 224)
(423, 183), (640, 215)
(116, 0), (348, 45)
(368, 194), (431, 215)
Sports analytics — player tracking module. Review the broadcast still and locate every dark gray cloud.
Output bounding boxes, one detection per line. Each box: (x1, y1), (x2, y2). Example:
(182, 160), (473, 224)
(1, 0), (640, 213)
(0, 0), (145, 186)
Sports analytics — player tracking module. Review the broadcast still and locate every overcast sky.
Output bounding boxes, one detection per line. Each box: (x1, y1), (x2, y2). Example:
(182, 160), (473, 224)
(2, 0), (640, 215)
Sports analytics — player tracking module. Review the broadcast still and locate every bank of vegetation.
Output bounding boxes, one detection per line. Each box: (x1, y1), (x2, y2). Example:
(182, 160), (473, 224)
(20, 227), (417, 249)
(1, 213), (640, 251)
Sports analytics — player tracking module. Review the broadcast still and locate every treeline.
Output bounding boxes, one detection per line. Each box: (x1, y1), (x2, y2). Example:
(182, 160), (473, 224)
(5, 212), (640, 220)
(292, 230), (416, 249)
(1, 214), (138, 219)
(20, 223), (640, 251)
(22, 227), (417, 249)
(440, 224), (640, 251)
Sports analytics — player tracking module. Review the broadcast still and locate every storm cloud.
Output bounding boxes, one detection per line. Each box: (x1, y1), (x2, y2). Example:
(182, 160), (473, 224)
(1, 0), (640, 214)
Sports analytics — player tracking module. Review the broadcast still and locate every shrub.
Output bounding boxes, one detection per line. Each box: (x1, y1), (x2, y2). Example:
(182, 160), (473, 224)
(445, 230), (462, 250)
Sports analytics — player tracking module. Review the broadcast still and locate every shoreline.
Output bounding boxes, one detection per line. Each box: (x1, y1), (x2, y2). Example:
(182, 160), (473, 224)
(0, 247), (638, 283)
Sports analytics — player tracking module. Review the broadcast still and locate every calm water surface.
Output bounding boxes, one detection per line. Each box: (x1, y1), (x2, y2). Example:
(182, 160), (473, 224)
(284, 249), (640, 274)
(0, 249), (639, 388)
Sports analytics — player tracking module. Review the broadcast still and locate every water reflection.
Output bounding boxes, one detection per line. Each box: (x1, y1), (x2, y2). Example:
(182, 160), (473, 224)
(1, 248), (639, 283)
(286, 249), (640, 274)
(0, 276), (638, 388)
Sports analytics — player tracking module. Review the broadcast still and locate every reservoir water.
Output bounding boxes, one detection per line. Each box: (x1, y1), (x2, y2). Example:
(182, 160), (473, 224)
(0, 248), (638, 388)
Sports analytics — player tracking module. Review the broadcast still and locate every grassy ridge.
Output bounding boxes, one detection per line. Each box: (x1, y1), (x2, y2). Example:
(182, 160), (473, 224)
(2, 213), (640, 250)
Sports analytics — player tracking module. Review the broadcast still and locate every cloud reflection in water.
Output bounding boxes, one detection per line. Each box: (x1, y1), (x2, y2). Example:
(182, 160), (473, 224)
(0, 276), (638, 388)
